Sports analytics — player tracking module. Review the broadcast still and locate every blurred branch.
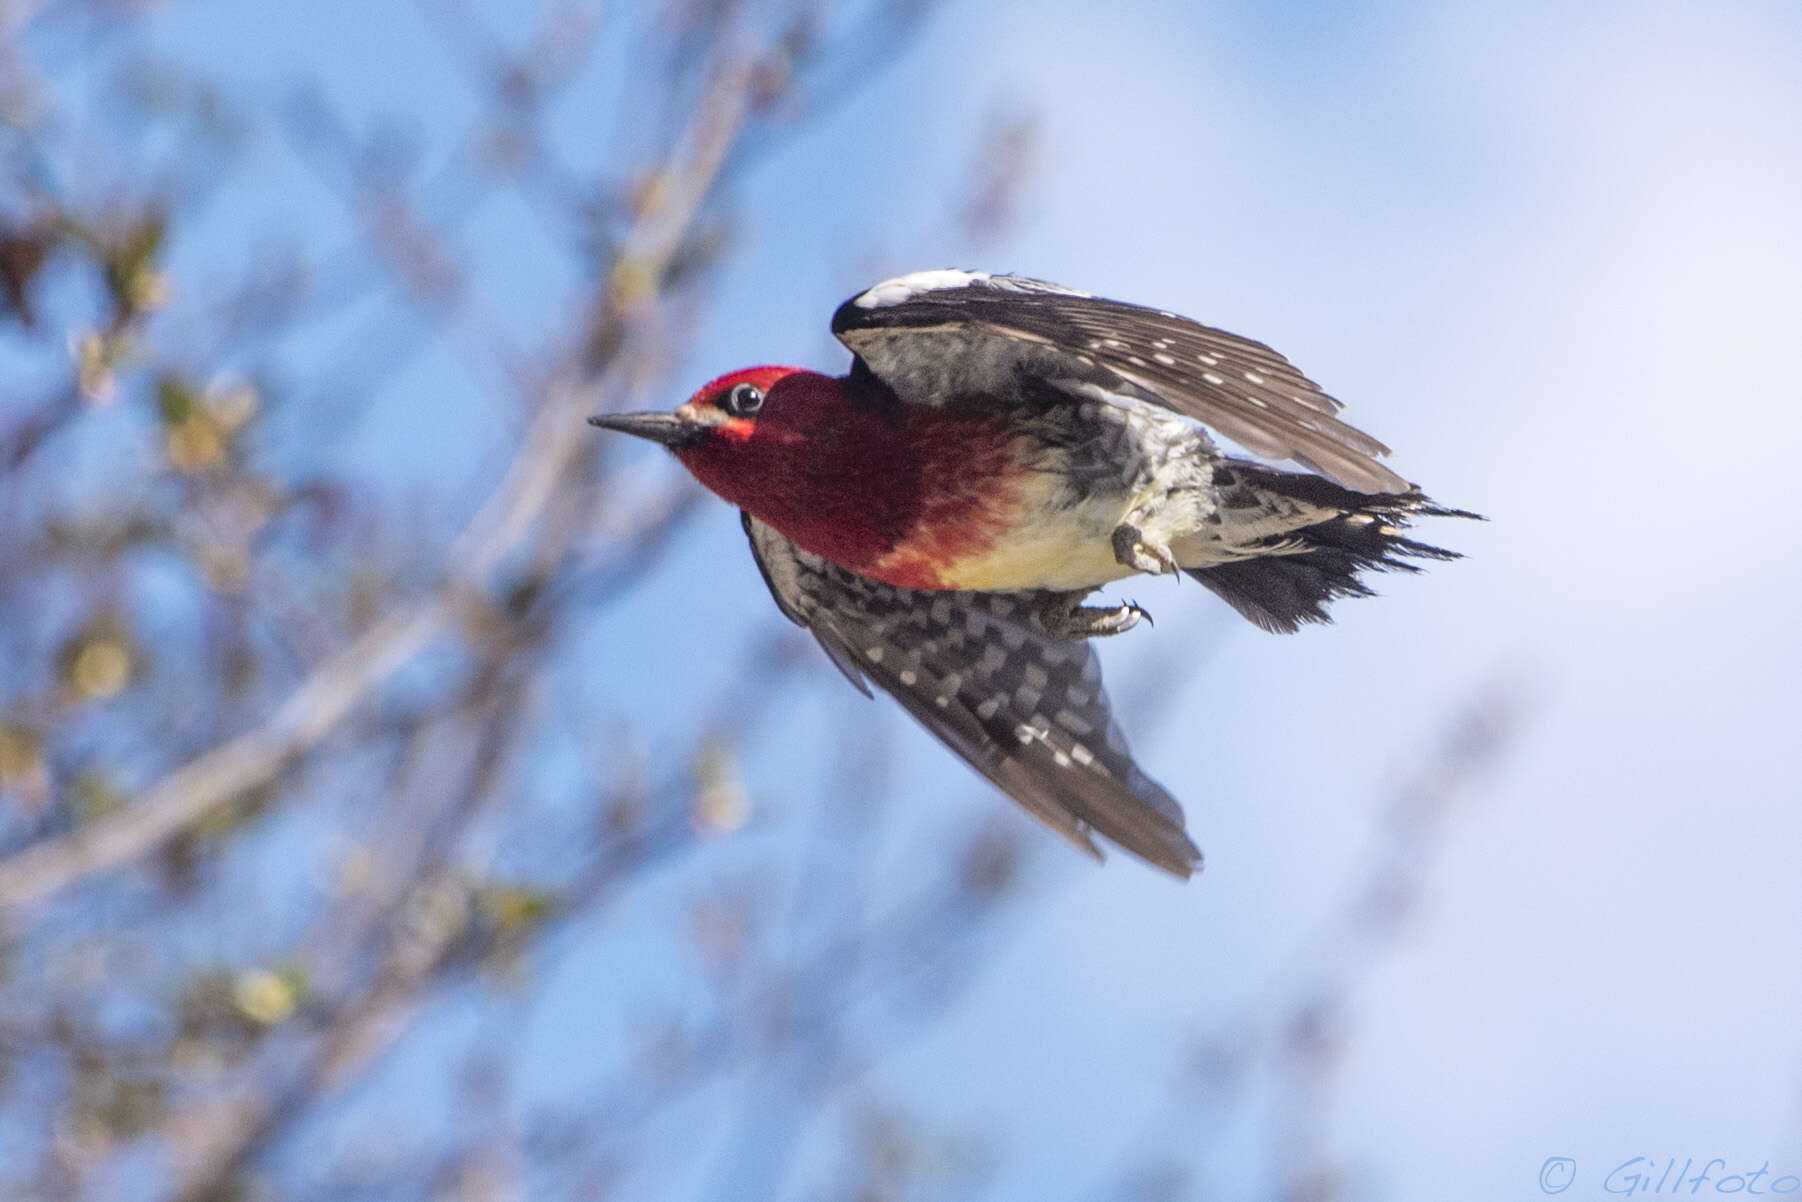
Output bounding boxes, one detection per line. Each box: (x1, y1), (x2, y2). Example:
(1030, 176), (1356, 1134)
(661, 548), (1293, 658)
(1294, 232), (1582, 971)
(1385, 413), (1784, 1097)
(0, 54), (753, 918)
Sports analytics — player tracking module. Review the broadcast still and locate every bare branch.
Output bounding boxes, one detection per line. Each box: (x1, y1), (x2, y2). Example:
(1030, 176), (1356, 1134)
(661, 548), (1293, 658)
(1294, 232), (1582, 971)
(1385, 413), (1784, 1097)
(0, 54), (756, 919)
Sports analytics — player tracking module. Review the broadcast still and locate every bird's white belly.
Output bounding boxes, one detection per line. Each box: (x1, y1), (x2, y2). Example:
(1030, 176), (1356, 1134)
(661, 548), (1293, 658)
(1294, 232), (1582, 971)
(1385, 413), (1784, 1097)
(933, 472), (1140, 593)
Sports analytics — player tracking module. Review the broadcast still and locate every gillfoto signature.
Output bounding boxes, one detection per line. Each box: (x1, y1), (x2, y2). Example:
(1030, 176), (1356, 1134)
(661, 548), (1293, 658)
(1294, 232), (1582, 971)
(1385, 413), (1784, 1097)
(1540, 1157), (1802, 1196)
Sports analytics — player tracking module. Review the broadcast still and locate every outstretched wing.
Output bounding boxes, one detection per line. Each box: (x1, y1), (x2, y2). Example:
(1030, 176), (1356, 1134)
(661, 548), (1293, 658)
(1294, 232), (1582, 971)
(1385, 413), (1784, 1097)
(832, 269), (1408, 494)
(743, 514), (1201, 877)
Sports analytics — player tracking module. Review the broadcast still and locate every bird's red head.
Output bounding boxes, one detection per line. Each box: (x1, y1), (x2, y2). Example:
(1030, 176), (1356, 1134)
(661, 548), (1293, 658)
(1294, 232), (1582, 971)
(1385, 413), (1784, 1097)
(669, 365), (815, 460)
(661, 367), (848, 505)
(590, 365), (923, 570)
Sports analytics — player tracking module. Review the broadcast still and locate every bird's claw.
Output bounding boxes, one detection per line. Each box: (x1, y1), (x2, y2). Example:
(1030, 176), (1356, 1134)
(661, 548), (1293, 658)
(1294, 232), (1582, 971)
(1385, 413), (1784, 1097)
(1112, 523), (1180, 576)
(1037, 593), (1152, 641)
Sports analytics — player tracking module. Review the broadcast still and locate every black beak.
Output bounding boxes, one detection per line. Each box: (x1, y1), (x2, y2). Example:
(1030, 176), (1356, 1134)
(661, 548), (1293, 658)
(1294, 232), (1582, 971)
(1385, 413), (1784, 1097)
(587, 411), (703, 449)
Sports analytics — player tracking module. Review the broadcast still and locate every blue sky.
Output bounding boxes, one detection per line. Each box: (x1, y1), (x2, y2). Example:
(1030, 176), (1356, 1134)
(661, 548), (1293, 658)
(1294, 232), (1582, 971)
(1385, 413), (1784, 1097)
(702, 2), (1802, 1196)
(21, 0), (1802, 1197)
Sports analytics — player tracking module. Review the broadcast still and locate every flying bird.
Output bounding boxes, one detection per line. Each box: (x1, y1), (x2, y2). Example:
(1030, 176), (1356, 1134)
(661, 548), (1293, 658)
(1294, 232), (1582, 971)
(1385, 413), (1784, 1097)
(591, 270), (1472, 877)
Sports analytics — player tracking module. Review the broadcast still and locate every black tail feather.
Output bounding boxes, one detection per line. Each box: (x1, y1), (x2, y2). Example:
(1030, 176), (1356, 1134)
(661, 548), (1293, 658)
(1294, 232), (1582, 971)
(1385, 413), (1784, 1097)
(1188, 466), (1479, 634)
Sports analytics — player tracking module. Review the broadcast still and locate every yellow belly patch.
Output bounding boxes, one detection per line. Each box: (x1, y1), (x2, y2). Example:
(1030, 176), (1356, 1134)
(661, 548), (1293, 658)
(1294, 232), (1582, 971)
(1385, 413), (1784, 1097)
(930, 472), (1137, 592)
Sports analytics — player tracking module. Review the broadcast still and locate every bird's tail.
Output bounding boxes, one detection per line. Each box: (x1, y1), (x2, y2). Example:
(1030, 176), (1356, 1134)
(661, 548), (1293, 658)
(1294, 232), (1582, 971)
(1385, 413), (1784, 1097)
(1186, 464), (1479, 634)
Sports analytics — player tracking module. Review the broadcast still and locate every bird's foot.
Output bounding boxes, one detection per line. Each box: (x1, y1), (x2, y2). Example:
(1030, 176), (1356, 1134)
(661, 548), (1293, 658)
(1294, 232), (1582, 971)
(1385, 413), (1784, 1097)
(1111, 522), (1180, 576)
(1036, 591), (1152, 641)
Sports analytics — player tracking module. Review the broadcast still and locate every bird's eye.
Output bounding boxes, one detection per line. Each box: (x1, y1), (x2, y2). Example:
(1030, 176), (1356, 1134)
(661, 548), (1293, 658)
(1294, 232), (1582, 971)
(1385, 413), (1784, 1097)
(726, 382), (764, 417)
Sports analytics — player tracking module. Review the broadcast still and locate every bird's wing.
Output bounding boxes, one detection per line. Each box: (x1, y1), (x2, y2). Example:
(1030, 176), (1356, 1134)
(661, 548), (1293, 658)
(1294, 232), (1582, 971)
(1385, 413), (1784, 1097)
(743, 513), (1201, 877)
(832, 269), (1407, 494)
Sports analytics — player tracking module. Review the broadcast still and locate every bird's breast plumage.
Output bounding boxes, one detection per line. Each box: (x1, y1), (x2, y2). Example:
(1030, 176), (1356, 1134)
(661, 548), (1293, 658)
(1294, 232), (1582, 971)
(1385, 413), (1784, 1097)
(853, 399), (1205, 593)
(866, 463), (1137, 592)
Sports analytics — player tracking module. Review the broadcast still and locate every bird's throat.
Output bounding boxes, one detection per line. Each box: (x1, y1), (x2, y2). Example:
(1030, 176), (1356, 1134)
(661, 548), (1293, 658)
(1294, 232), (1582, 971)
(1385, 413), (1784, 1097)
(684, 401), (1025, 591)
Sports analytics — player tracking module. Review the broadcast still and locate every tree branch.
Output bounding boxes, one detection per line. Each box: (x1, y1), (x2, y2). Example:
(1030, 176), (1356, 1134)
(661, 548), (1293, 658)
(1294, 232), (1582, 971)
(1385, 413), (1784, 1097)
(0, 54), (755, 919)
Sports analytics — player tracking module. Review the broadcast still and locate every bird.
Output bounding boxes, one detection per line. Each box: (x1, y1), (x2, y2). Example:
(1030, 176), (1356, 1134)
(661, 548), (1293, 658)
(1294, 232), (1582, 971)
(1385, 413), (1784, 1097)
(590, 270), (1474, 878)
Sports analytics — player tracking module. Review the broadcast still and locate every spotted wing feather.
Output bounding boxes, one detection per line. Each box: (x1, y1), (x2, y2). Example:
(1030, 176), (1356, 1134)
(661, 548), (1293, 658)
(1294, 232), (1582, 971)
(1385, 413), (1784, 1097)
(833, 269), (1408, 494)
(743, 514), (1200, 877)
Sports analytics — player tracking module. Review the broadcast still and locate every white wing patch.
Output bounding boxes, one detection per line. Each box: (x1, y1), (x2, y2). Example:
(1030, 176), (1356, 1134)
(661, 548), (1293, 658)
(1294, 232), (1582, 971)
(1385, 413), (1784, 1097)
(851, 269), (1091, 310)
(853, 270), (992, 308)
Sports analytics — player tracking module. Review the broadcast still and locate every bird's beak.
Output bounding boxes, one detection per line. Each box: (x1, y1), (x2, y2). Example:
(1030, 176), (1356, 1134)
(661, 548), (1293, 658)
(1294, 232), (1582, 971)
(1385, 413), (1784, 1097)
(587, 410), (703, 449)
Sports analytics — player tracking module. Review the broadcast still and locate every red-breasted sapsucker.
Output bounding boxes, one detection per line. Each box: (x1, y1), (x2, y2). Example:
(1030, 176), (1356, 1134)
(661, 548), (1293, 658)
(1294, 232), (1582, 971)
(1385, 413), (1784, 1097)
(592, 270), (1473, 877)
